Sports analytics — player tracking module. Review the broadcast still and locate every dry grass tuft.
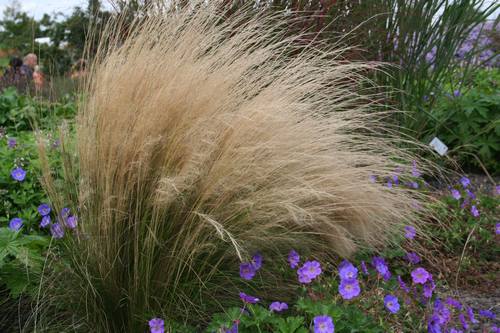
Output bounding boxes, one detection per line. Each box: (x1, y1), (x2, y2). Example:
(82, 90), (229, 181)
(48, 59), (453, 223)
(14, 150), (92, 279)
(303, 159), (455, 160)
(37, 4), (429, 331)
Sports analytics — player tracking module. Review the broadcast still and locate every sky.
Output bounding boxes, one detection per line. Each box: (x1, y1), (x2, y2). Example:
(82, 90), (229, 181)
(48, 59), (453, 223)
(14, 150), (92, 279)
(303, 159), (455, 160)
(0, 0), (113, 19)
(0, 0), (498, 20)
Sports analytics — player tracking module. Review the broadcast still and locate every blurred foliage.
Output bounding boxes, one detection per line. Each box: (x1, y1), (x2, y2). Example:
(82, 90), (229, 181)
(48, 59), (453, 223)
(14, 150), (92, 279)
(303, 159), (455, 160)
(428, 68), (500, 174)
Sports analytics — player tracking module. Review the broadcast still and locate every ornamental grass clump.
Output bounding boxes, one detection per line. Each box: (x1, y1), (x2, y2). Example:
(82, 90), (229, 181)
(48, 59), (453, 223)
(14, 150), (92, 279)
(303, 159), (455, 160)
(37, 4), (429, 331)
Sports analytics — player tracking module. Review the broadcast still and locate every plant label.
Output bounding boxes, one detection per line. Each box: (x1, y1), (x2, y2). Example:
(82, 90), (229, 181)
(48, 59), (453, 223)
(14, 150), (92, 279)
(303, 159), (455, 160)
(429, 137), (448, 156)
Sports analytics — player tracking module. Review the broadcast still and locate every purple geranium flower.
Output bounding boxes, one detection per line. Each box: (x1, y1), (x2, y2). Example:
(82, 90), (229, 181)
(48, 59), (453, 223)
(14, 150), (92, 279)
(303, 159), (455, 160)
(478, 309), (495, 320)
(251, 253), (262, 270)
(40, 215), (51, 228)
(50, 223), (64, 239)
(405, 252), (421, 264)
(338, 260), (358, 281)
(338, 279), (361, 300)
(465, 189), (476, 199)
(404, 225), (416, 240)
(297, 260), (322, 284)
(239, 262), (256, 280)
(224, 322), (238, 333)
(451, 189), (461, 200)
(449, 329), (462, 333)
(411, 267), (430, 284)
(372, 256), (389, 277)
(384, 294), (400, 314)
(239, 292), (259, 304)
(66, 215), (78, 229)
(11, 167), (26, 182)
(313, 315), (334, 333)
(411, 160), (421, 177)
(423, 279), (436, 298)
(496, 185), (500, 195)
(433, 299), (451, 325)
(360, 261), (368, 275)
(453, 90), (461, 97)
(7, 138), (16, 148)
(496, 223), (500, 235)
(148, 318), (164, 333)
(60, 207), (70, 218)
(467, 307), (479, 324)
(38, 203), (51, 216)
(288, 250), (300, 269)
(471, 205), (479, 218)
(398, 275), (410, 293)
(445, 297), (462, 310)
(460, 176), (470, 188)
(459, 313), (468, 330)
(9, 218), (23, 231)
(427, 315), (442, 333)
(269, 301), (288, 312)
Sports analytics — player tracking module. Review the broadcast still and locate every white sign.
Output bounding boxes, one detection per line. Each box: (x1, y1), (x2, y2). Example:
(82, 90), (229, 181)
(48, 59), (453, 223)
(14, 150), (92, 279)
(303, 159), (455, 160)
(429, 137), (448, 156)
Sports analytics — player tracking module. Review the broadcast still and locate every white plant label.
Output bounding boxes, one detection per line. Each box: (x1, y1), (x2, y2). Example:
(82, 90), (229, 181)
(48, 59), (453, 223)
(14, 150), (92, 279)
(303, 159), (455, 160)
(429, 137), (448, 156)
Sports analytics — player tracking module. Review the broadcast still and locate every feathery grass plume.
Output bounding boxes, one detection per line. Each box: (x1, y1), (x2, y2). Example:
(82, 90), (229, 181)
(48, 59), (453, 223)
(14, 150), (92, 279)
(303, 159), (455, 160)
(37, 3), (429, 331)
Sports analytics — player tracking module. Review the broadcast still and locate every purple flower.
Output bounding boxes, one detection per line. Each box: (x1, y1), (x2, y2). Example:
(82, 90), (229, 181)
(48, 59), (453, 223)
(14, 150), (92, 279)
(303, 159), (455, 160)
(405, 252), (421, 264)
(466, 307), (479, 324)
(239, 292), (259, 304)
(449, 329), (462, 333)
(251, 253), (262, 270)
(427, 315), (442, 333)
(445, 297), (462, 310)
(360, 261), (368, 275)
(451, 189), (461, 200)
(313, 315), (334, 333)
(433, 299), (451, 325)
(38, 204), (51, 216)
(338, 260), (358, 281)
(471, 205), (479, 218)
(40, 215), (51, 228)
(465, 189), (476, 199)
(372, 256), (389, 277)
(60, 207), (70, 218)
(411, 161), (421, 177)
(338, 279), (361, 300)
(397, 276), (410, 293)
(404, 226), (416, 240)
(496, 223), (500, 235)
(239, 263), (256, 280)
(224, 323), (238, 333)
(423, 279), (436, 298)
(7, 138), (16, 148)
(288, 250), (300, 269)
(50, 223), (64, 239)
(478, 309), (495, 320)
(496, 185), (500, 195)
(491, 326), (500, 333)
(52, 139), (61, 149)
(9, 218), (23, 231)
(297, 260), (322, 284)
(384, 294), (400, 314)
(269, 301), (288, 312)
(369, 175), (377, 183)
(11, 167), (26, 182)
(453, 90), (461, 97)
(411, 267), (430, 284)
(459, 313), (468, 330)
(148, 318), (164, 333)
(460, 177), (470, 188)
(66, 215), (78, 229)
(408, 181), (419, 189)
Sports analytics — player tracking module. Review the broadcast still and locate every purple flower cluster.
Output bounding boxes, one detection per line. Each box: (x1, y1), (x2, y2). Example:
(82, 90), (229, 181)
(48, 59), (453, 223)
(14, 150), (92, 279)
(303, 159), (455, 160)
(454, 21), (500, 67)
(239, 253), (262, 280)
(338, 260), (361, 300)
(372, 256), (391, 280)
